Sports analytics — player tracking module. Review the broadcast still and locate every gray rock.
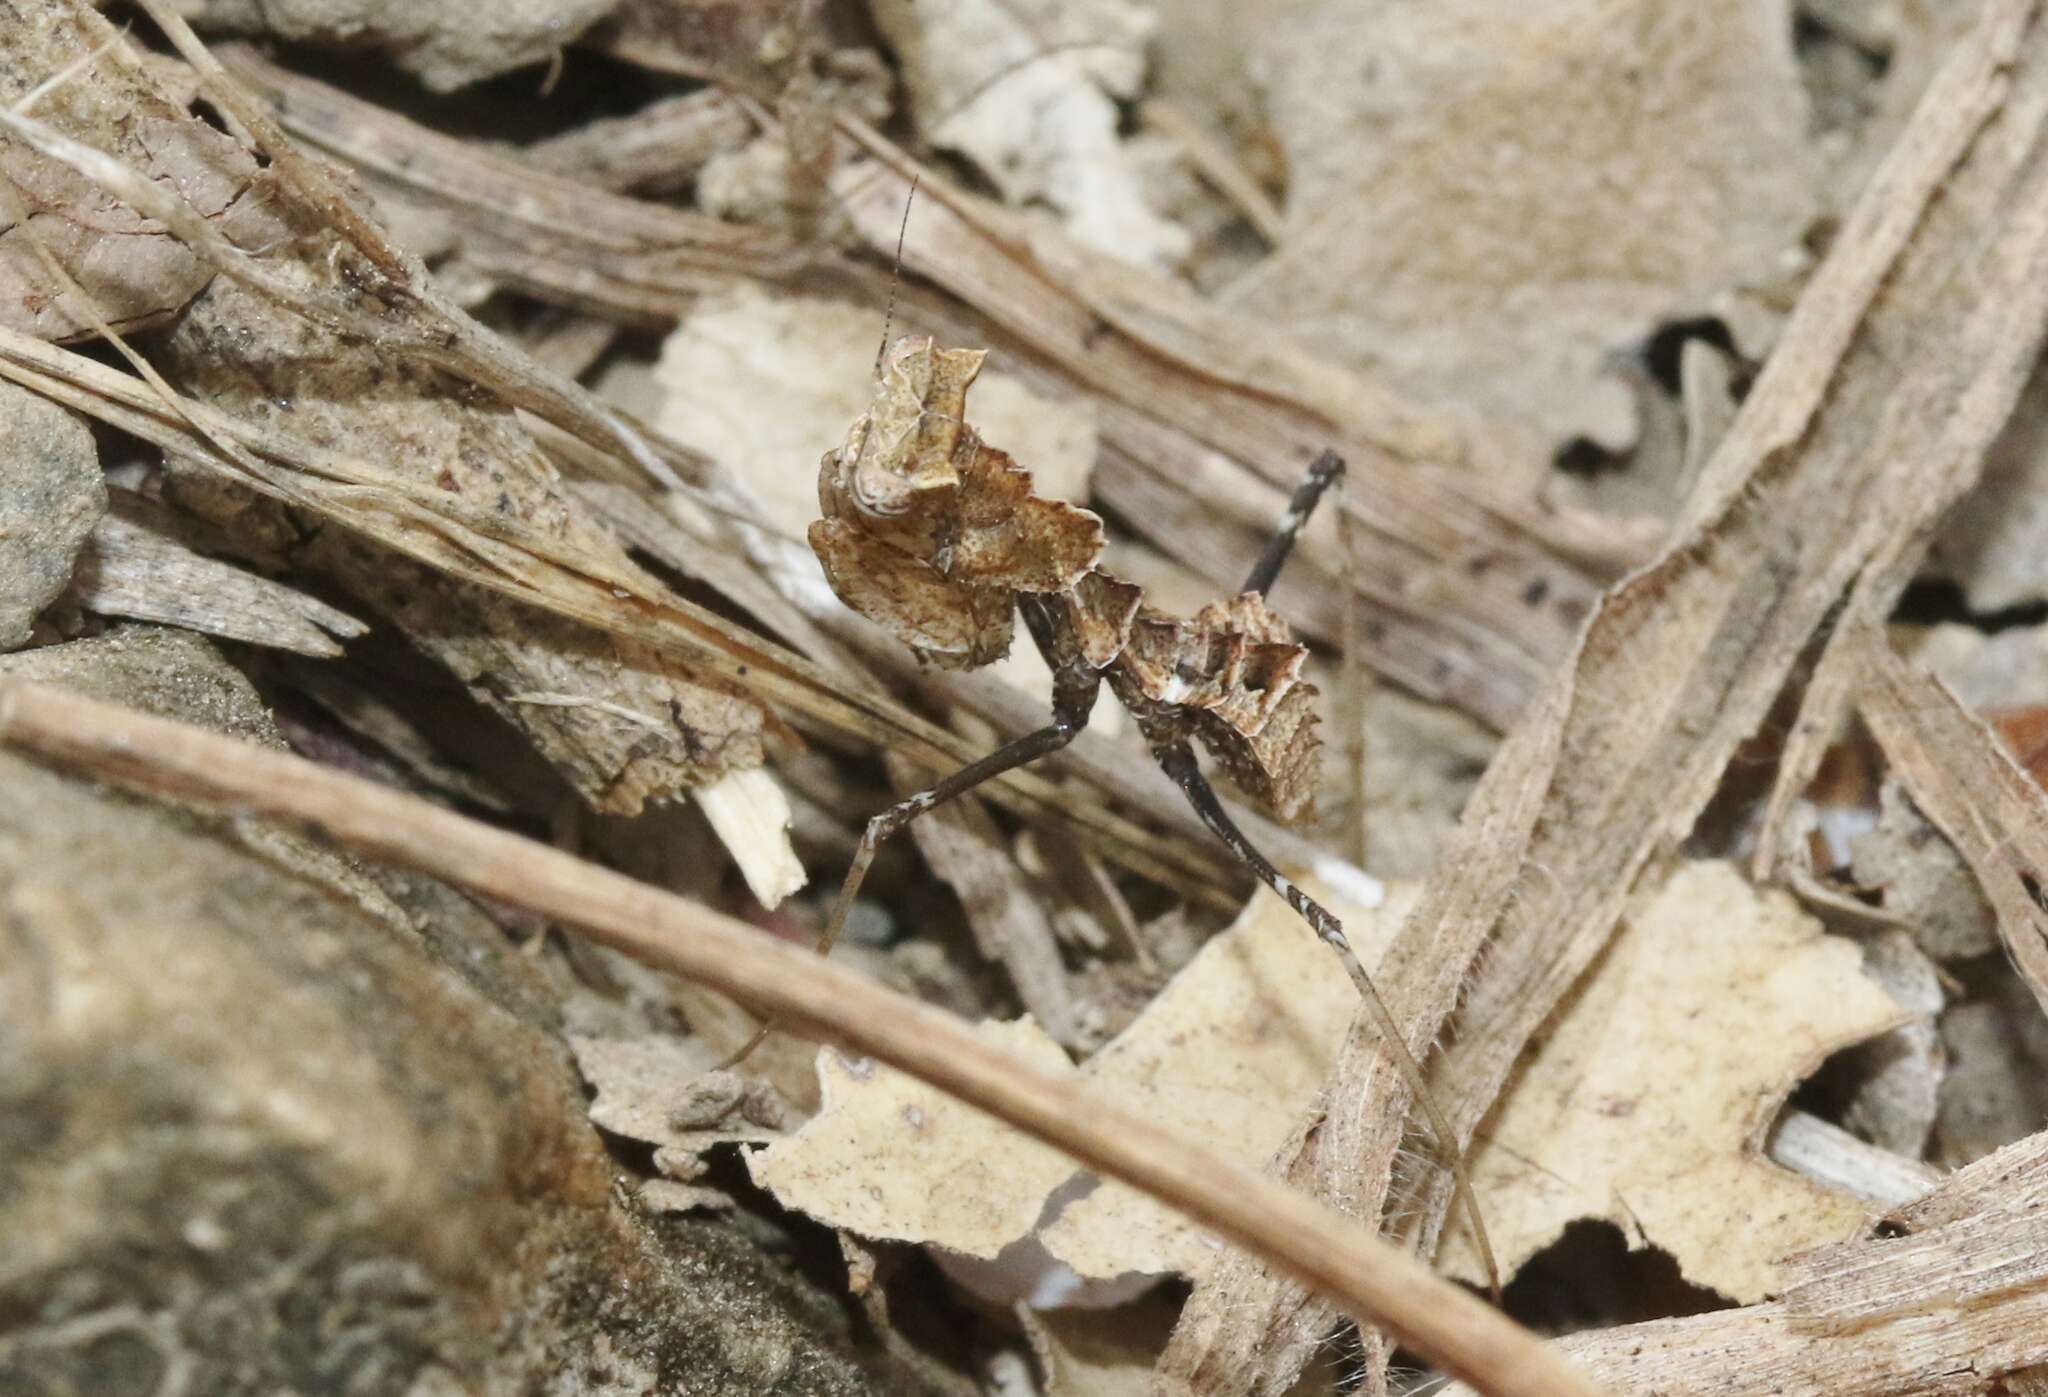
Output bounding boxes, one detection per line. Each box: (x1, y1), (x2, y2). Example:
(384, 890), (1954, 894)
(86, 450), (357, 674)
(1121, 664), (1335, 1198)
(0, 384), (102, 650)
(0, 629), (934, 1395)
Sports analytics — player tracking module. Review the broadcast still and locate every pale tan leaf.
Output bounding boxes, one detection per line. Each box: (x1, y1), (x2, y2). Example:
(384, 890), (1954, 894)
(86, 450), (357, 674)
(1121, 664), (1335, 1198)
(747, 1019), (1080, 1260)
(750, 879), (1396, 1275)
(1436, 861), (1903, 1301)
(1039, 882), (1403, 1281)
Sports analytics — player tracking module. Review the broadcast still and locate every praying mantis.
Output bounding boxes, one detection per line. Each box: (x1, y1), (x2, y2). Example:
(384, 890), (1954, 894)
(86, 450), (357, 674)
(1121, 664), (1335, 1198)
(748, 335), (1498, 1296)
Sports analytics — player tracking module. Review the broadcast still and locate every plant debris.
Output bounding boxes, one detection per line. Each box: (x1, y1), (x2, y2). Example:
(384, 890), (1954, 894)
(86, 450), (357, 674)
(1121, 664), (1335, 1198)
(11, 0), (2048, 1392)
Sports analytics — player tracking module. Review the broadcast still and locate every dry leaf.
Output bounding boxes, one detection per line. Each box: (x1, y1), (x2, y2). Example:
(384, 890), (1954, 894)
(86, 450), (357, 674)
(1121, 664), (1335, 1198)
(1161, 4), (2048, 1386)
(1226, 0), (1819, 449)
(653, 284), (1098, 552)
(1437, 861), (1902, 1301)
(0, 2), (288, 341)
(812, 337), (1105, 669)
(750, 878), (1395, 1275)
(1037, 881), (1399, 1280)
(748, 1019), (1080, 1259)
(871, 0), (1188, 270)
(1456, 1131), (2048, 1396)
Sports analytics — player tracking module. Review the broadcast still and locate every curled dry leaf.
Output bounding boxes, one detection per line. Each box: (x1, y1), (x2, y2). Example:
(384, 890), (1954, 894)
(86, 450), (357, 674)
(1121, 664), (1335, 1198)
(1104, 587), (1321, 821)
(653, 284), (1099, 554)
(815, 336), (1325, 820)
(1436, 861), (1904, 1302)
(748, 878), (1395, 1278)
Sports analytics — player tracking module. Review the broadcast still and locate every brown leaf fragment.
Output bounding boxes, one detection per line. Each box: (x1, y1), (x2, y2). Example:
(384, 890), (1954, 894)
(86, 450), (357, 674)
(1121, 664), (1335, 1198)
(813, 337), (1103, 668)
(1115, 591), (1321, 823)
(809, 515), (1019, 670)
(0, 2), (287, 342)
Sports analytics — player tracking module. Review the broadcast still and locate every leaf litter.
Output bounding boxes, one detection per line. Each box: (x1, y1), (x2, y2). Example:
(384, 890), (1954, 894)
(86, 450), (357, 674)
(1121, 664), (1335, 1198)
(8, 0), (2048, 1394)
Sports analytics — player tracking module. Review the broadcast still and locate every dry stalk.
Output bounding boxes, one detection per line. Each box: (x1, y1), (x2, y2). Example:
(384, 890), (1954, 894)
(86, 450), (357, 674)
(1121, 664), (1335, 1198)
(0, 677), (1600, 1397)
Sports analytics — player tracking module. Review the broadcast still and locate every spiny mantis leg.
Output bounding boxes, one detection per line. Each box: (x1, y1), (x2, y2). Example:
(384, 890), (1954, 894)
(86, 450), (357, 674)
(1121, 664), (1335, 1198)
(719, 659), (1101, 1068)
(1152, 741), (1503, 1301)
(1241, 449), (1346, 598)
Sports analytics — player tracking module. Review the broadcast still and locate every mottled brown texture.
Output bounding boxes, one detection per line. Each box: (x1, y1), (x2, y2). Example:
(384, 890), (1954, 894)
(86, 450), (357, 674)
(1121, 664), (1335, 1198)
(814, 337), (1323, 821)
(0, 0), (287, 341)
(812, 340), (1104, 669)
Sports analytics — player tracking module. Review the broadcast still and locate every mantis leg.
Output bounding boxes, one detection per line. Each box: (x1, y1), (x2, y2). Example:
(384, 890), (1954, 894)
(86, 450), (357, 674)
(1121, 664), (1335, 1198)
(721, 664), (1099, 1067)
(1240, 449), (1346, 597)
(1153, 738), (1502, 1300)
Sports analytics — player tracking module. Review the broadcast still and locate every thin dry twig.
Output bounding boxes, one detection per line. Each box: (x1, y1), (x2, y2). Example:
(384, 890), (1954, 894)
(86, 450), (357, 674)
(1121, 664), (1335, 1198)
(0, 677), (1601, 1397)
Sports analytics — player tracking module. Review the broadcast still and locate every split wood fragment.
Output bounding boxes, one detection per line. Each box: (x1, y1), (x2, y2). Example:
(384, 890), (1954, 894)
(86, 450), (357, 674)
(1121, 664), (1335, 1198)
(0, 677), (1600, 1397)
